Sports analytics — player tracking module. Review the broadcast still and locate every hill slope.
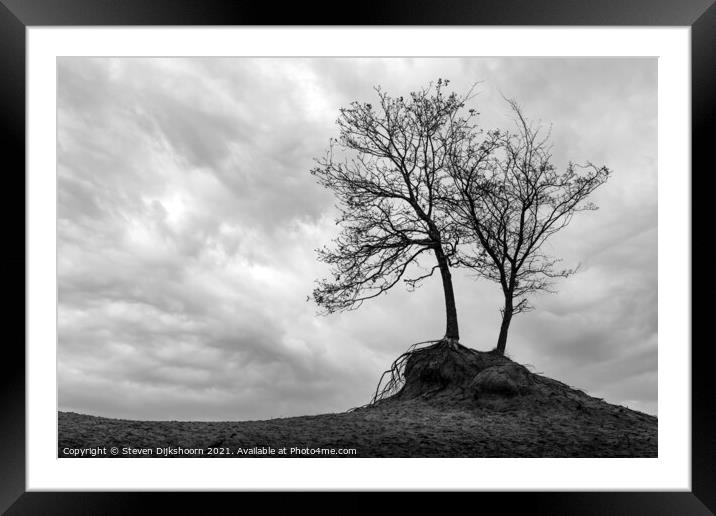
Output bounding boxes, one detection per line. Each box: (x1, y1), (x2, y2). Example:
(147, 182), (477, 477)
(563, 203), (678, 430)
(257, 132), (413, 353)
(58, 342), (657, 458)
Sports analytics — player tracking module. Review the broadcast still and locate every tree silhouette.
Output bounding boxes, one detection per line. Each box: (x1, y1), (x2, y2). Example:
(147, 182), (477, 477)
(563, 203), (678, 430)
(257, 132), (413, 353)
(447, 99), (611, 355)
(311, 79), (477, 343)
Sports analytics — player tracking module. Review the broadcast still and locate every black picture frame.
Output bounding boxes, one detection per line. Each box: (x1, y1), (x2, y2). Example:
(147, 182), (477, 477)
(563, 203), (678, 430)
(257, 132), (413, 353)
(3, 0), (711, 513)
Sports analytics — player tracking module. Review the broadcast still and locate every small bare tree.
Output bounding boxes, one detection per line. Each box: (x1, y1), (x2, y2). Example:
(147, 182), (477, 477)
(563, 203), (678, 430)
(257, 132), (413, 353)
(311, 79), (477, 343)
(447, 100), (611, 355)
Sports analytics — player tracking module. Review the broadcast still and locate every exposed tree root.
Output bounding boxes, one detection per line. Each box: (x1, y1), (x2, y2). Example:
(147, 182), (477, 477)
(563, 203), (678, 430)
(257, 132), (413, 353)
(370, 338), (445, 404)
(355, 336), (539, 409)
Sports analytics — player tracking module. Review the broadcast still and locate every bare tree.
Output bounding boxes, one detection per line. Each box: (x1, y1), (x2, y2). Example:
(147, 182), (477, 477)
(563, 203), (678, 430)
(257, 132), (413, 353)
(311, 79), (477, 343)
(447, 99), (611, 355)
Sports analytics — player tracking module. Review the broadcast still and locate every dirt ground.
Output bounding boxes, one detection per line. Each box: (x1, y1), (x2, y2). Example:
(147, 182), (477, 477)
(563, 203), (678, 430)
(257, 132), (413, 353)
(58, 344), (657, 458)
(58, 397), (656, 458)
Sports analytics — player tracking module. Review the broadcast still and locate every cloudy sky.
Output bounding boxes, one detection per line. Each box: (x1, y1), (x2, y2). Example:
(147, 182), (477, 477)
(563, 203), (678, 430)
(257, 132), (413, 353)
(57, 57), (657, 420)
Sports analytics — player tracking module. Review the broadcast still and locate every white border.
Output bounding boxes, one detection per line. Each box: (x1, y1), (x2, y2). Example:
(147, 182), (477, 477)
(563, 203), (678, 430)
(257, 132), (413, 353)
(27, 27), (690, 491)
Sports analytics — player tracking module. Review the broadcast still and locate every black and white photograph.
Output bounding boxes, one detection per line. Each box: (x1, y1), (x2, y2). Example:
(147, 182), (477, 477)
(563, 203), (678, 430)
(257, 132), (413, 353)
(56, 56), (657, 458)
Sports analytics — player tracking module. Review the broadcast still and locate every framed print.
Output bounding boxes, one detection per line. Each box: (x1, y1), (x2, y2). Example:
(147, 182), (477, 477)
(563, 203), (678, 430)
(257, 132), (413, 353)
(3, 0), (713, 513)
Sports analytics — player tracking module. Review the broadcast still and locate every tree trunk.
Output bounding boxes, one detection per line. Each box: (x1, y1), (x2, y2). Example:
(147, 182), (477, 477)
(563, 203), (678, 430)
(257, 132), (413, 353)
(494, 295), (513, 355)
(433, 246), (460, 342)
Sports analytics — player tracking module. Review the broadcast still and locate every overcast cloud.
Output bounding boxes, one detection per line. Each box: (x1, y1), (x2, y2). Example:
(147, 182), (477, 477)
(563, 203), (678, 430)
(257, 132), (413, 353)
(57, 57), (657, 420)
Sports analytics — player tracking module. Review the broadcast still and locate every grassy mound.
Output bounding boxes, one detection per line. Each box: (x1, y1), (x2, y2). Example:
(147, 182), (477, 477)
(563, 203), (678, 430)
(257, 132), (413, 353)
(371, 339), (625, 416)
